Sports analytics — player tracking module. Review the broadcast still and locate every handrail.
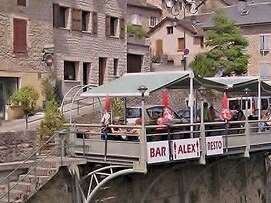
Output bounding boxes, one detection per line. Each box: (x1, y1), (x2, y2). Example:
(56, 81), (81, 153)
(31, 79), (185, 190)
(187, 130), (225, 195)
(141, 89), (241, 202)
(0, 132), (60, 188)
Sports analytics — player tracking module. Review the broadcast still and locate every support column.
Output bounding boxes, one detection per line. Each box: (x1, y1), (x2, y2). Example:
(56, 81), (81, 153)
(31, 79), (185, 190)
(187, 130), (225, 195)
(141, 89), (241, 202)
(189, 72), (194, 138)
(258, 78), (261, 120)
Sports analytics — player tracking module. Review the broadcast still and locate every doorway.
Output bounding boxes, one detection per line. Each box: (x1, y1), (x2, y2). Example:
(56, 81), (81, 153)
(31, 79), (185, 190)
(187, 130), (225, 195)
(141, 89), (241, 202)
(99, 58), (107, 85)
(83, 63), (90, 92)
(127, 54), (142, 73)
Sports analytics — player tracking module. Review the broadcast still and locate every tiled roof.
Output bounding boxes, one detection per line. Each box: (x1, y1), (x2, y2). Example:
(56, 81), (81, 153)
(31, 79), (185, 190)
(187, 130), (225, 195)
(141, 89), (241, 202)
(196, 2), (271, 28)
(127, 0), (162, 11)
(147, 17), (203, 36)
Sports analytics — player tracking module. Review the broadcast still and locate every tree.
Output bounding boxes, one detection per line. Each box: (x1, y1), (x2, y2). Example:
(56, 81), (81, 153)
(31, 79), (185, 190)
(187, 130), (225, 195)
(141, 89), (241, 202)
(191, 12), (249, 77)
(10, 86), (39, 128)
(38, 98), (64, 144)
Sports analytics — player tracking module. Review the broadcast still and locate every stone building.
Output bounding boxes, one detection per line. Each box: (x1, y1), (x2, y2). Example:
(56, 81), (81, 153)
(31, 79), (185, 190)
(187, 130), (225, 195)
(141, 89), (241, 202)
(148, 17), (204, 70)
(0, 0), (54, 120)
(199, 1), (271, 78)
(52, 0), (128, 96)
(127, 0), (162, 73)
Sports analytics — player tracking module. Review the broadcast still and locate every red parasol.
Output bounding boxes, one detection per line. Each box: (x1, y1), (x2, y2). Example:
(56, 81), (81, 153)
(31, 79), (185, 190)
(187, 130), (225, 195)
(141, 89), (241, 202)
(220, 93), (232, 121)
(162, 89), (170, 108)
(104, 95), (110, 112)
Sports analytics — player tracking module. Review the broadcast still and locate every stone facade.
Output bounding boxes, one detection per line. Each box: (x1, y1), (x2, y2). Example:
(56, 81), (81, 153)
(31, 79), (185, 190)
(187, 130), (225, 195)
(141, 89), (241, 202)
(53, 0), (128, 96)
(149, 19), (205, 68)
(241, 25), (271, 78)
(0, 0), (54, 118)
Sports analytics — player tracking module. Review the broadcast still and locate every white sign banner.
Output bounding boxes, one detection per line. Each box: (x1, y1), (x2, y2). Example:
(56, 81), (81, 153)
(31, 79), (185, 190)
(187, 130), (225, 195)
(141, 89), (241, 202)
(172, 138), (200, 160)
(147, 141), (170, 164)
(206, 136), (223, 156)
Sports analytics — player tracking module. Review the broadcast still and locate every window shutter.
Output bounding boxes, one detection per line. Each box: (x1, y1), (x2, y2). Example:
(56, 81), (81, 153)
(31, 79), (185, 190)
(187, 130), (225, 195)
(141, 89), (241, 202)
(120, 18), (125, 39)
(92, 12), (98, 34)
(13, 18), (27, 53)
(264, 35), (269, 50)
(105, 16), (111, 37)
(260, 35), (264, 50)
(72, 9), (82, 31)
(178, 38), (185, 51)
(53, 4), (60, 28)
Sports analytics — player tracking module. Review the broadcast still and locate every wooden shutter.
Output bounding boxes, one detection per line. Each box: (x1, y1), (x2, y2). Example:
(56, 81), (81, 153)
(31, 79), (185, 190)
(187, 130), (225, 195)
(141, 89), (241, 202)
(13, 18), (27, 53)
(120, 18), (125, 39)
(178, 38), (185, 51)
(92, 12), (98, 34)
(105, 16), (111, 37)
(72, 9), (82, 31)
(155, 39), (163, 57)
(53, 4), (60, 28)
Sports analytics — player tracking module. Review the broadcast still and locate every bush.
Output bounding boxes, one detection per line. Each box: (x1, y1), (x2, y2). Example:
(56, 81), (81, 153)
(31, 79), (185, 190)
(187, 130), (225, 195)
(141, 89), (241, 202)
(38, 98), (64, 142)
(127, 24), (146, 39)
(10, 86), (39, 127)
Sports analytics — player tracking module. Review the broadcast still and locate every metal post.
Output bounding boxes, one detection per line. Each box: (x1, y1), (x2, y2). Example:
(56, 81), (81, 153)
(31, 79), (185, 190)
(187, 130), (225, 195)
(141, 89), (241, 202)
(83, 133), (86, 158)
(199, 101), (206, 165)
(258, 78), (261, 120)
(140, 92), (147, 173)
(77, 100), (80, 115)
(244, 98), (250, 158)
(189, 72), (194, 138)
(7, 177), (10, 203)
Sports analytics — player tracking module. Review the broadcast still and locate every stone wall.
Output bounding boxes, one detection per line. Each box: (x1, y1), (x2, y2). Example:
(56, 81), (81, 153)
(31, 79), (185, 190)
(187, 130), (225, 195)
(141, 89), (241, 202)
(0, 130), (37, 163)
(26, 153), (271, 203)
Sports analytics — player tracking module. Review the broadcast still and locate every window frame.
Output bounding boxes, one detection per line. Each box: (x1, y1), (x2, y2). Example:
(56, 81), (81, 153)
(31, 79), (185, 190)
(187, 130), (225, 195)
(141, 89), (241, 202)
(81, 10), (90, 32)
(260, 34), (270, 52)
(177, 37), (185, 52)
(149, 16), (158, 27)
(64, 61), (77, 81)
(167, 26), (173, 35)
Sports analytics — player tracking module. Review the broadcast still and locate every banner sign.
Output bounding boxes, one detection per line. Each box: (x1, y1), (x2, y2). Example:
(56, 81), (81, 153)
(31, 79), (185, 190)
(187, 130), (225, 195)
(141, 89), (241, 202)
(172, 138), (200, 160)
(147, 141), (170, 164)
(206, 136), (223, 156)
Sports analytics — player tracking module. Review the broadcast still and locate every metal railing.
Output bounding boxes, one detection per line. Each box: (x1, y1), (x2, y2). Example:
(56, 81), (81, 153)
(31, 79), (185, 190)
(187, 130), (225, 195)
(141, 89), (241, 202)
(0, 131), (67, 202)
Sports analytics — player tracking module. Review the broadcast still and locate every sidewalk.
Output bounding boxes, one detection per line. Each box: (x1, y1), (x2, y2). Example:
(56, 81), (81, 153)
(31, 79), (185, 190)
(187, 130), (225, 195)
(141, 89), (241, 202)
(0, 99), (99, 132)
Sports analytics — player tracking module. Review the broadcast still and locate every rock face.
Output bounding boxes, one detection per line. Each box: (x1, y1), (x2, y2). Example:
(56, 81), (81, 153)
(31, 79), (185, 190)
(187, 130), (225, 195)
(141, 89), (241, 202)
(0, 131), (37, 163)
(25, 153), (271, 203)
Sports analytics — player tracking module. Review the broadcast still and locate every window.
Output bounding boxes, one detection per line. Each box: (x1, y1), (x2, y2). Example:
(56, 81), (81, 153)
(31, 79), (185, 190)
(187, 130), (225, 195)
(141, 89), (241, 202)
(64, 61), (77, 80)
(177, 38), (185, 52)
(99, 58), (107, 85)
(106, 16), (125, 39)
(13, 18), (27, 53)
(113, 59), (118, 76)
(131, 14), (142, 26)
(110, 17), (119, 36)
(149, 16), (158, 27)
(82, 11), (90, 32)
(167, 26), (173, 35)
(53, 4), (69, 28)
(194, 36), (204, 48)
(260, 34), (269, 51)
(17, 0), (26, 6)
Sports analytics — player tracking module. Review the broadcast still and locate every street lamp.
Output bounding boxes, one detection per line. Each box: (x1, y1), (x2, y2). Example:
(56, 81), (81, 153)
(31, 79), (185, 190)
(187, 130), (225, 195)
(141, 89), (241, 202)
(138, 85), (148, 172)
(162, 0), (207, 16)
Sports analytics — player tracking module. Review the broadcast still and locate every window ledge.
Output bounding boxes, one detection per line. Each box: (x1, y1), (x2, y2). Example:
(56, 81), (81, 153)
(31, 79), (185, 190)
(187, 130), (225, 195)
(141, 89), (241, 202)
(108, 35), (120, 39)
(177, 49), (184, 53)
(82, 30), (92, 34)
(64, 80), (81, 83)
(56, 27), (71, 31)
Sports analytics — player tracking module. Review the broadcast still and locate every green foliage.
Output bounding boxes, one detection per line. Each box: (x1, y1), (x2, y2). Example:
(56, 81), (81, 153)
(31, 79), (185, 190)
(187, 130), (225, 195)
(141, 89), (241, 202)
(111, 98), (124, 118)
(38, 98), (64, 141)
(127, 24), (146, 39)
(191, 12), (249, 77)
(41, 78), (55, 101)
(10, 86), (39, 115)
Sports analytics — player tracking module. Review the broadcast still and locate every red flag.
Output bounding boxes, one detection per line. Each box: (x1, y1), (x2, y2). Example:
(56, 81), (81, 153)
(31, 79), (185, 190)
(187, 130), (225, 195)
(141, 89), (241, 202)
(220, 92), (232, 121)
(162, 89), (170, 108)
(104, 96), (110, 112)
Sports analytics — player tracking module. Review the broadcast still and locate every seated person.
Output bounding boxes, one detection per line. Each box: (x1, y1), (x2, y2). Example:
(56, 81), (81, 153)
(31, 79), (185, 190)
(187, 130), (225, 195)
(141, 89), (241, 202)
(126, 118), (141, 141)
(259, 112), (271, 132)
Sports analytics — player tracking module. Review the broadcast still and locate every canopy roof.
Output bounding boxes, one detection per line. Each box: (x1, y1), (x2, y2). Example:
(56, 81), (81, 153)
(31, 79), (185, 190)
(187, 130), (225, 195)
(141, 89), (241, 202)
(80, 71), (271, 97)
(81, 71), (191, 97)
